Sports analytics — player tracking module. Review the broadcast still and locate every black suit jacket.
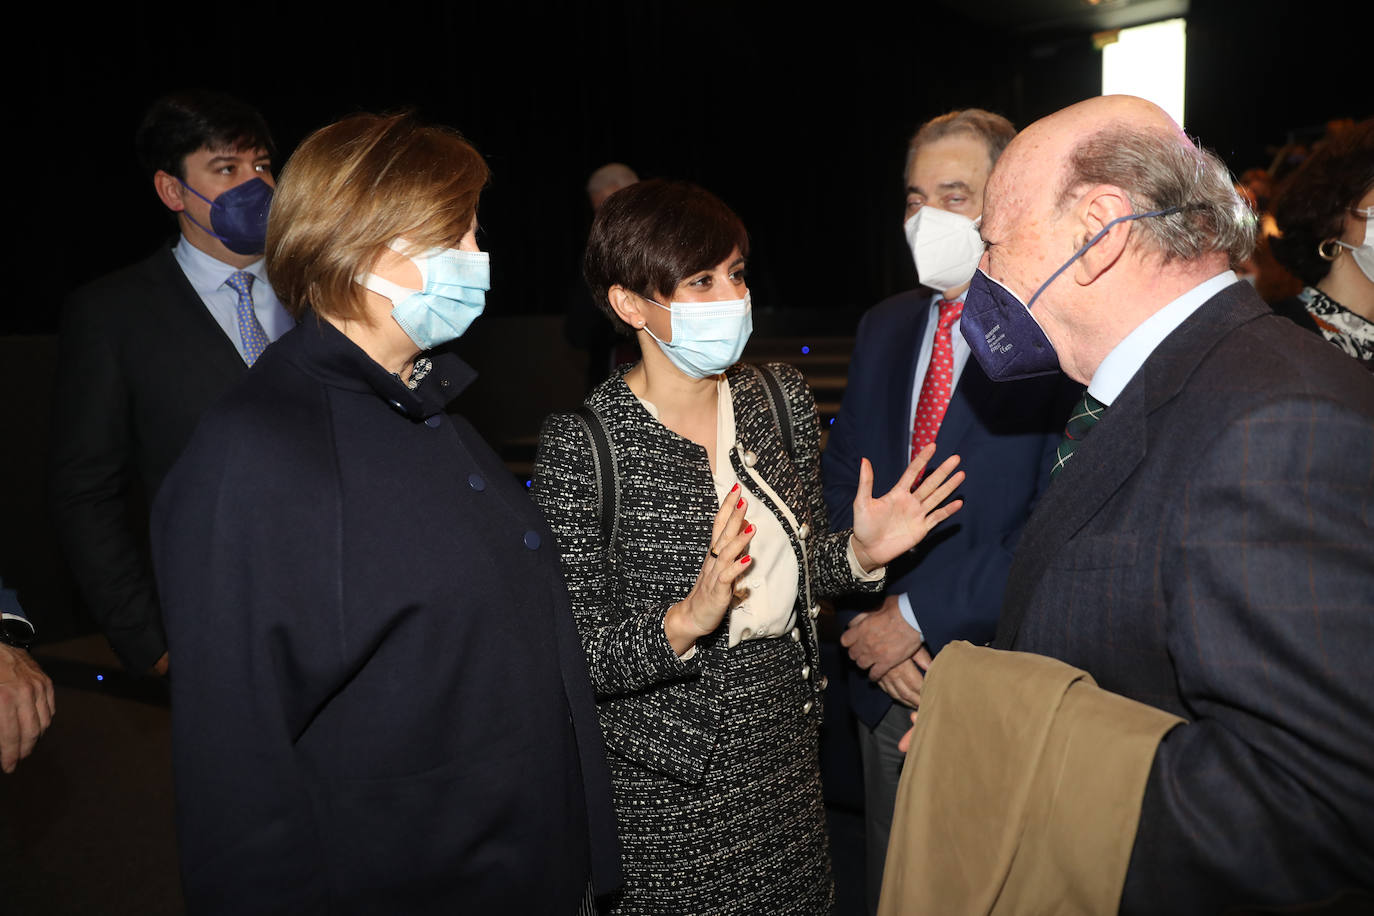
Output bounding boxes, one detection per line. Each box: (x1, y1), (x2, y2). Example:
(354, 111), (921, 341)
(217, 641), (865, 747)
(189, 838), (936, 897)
(822, 288), (1071, 726)
(50, 245), (248, 670)
(997, 281), (1374, 913)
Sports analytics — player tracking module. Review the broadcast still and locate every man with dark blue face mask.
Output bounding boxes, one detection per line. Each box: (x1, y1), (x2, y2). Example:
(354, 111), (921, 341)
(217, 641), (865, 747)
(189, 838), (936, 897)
(50, 90), (292, 677)
(884, 95), (1374, 915)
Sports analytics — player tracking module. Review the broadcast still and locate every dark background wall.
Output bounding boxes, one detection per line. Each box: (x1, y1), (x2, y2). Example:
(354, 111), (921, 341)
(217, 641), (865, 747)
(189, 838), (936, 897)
(7, 0), (1367, 335)
(3, 0), (1369, 639)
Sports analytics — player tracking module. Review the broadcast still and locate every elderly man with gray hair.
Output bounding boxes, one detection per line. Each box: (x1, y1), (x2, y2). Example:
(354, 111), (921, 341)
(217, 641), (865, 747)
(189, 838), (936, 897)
(884, 95), (1374, 915)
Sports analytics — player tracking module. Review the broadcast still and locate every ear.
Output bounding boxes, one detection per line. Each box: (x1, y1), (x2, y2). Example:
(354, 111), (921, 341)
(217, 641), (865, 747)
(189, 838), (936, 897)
(608, 285), (647, 331)
(1072, 184), (1134, 285)
(153, 170), (186, 213)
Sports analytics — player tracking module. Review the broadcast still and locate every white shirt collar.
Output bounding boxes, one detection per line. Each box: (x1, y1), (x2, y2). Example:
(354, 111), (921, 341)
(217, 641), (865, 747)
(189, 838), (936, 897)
(1088, 271), (1236, 406)
(173, 234), (269, 296)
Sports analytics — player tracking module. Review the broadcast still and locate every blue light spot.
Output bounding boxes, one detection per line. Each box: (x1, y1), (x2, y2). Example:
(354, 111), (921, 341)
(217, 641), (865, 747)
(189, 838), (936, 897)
(96, 674), (104, 682)
(828, 417), (835, 425)
(801, 345), (811, 355)
(525, 479), (533, 488)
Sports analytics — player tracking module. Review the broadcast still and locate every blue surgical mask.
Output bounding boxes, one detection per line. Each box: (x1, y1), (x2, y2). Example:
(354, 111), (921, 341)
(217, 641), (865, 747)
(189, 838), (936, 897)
(960, 206), (1187, 381)
(178, 177), (274, 256)
(642, 293), (753, 378)
(359, 240), (491, 350)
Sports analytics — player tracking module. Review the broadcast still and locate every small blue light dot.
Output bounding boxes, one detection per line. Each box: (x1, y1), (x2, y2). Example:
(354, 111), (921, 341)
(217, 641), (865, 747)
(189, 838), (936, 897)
(828, 417), (836, 425)
(96, 674), (104, 681)
(801, 345), (811, 355)
(525, 479), (533, 488)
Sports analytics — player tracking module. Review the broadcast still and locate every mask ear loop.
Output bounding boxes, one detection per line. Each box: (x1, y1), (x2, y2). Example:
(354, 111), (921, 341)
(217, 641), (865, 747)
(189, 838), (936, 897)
(634, 291), (671, 312)
(1025, 206), (1188, 310)
(176, 179), (234, 245)
(356, 273), (416, 303)
(630, 291), (671, 343)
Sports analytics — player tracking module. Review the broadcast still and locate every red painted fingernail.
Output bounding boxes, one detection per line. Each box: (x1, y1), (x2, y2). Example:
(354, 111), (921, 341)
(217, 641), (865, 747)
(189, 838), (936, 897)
(744, 524), (754, 533)
(730, 483), (739, 493)
(737, 498), (744, 509)
(740, 555), (751, 565)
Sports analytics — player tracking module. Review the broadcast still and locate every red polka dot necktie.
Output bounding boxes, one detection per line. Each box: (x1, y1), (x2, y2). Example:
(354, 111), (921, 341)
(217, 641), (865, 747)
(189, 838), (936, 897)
(910, 298), (964, 471)
(226, 270), (269, 366)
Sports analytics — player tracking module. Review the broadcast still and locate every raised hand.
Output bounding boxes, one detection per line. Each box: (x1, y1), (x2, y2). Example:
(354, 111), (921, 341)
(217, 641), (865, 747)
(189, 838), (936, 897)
(663, 484), (757, 656)
(850, 443), (964, 573)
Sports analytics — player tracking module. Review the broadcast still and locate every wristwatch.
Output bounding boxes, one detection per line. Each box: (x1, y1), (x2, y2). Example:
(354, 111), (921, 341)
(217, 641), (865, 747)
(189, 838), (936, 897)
(0, 614), (36, 651)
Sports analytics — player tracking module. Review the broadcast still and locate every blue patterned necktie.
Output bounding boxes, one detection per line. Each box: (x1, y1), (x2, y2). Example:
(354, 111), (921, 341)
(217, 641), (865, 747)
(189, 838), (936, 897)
(1051, 390), (1106, 479)
(225, 270), (269, 365)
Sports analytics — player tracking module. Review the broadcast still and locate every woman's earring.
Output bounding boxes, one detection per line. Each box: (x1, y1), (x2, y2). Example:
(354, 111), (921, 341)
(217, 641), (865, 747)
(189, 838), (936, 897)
(1318, 238), (1343, 262)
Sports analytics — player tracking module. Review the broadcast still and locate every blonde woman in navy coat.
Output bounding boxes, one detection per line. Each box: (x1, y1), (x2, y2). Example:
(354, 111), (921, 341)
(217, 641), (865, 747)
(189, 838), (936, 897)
(532, 180), (965, 915)
(153, 114), (619, 915)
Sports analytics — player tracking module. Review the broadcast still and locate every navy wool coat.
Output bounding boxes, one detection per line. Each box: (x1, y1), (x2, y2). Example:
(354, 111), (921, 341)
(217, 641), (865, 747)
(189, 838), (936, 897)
(152, 315), (619, 915)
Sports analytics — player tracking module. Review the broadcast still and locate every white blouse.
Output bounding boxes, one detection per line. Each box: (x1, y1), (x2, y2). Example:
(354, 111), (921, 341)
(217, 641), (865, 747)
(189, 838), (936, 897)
(638, 376), (880, 650)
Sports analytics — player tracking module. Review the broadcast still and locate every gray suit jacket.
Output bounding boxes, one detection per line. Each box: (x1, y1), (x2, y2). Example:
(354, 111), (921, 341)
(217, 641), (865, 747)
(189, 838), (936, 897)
(996, 281), (1374, 913)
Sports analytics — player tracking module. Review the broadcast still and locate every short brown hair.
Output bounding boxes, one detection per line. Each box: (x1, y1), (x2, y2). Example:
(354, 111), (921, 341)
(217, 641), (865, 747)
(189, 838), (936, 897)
(905, 109), (1016, 182)
(266, 112), (489, 321)
(583, 179), (749, 335)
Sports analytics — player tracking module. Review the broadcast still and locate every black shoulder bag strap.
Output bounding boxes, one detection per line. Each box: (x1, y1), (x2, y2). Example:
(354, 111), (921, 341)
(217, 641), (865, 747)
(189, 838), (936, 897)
(754, 363), (796, 463)
(573, 404), (616, 559)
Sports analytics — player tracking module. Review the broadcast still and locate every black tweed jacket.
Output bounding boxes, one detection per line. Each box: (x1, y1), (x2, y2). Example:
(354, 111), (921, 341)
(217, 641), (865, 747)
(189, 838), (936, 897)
(533, 362), (883, 784)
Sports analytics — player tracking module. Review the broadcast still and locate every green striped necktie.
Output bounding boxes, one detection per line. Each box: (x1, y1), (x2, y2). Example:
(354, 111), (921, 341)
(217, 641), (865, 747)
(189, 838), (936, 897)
(1051, 390), (1106, 479)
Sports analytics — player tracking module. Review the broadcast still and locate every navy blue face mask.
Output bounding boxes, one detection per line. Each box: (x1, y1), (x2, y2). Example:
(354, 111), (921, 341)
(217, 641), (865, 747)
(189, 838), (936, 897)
(961, 206), (1187, 381)
(178, 177), (274, 256)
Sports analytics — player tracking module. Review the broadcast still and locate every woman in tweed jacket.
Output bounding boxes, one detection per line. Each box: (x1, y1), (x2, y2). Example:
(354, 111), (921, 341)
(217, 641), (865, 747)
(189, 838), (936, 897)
(532, 180), (963, 915)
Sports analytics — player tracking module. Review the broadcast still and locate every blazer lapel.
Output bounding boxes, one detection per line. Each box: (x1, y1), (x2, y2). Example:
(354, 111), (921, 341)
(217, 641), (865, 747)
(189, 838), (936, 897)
(996, 281), (1268, 646)
(150, 246), (258, 371)
(887, 300), (932, 479)
(933, 357), (997, 464)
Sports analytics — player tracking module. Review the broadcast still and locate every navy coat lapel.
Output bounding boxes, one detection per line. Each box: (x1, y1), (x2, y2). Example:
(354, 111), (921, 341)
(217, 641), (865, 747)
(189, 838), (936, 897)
(996, 281), (1268, 646)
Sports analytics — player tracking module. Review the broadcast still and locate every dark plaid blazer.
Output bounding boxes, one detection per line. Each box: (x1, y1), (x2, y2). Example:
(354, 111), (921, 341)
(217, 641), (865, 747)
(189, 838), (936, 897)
(996, 281), (1374, 914)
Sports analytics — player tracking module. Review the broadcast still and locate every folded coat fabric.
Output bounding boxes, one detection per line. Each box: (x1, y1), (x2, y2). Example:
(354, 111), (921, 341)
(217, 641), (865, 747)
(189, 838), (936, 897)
(878, 641), (1183, 916)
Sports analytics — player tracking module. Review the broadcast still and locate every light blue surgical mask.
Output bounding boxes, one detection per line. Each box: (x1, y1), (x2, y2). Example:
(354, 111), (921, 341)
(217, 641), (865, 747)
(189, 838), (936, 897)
(359, 240), (490, 350)
(641, 292), (753, 378)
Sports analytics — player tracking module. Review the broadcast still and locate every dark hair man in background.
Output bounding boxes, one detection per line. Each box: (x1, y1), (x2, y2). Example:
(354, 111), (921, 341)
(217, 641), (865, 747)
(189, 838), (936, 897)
(821, 109), (1071, 914)
(49, 90), (293, 676)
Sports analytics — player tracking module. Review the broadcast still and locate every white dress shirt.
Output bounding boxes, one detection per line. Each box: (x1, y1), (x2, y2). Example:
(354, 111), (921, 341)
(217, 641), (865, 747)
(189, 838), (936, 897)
(1088, 271), (1238, 406)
